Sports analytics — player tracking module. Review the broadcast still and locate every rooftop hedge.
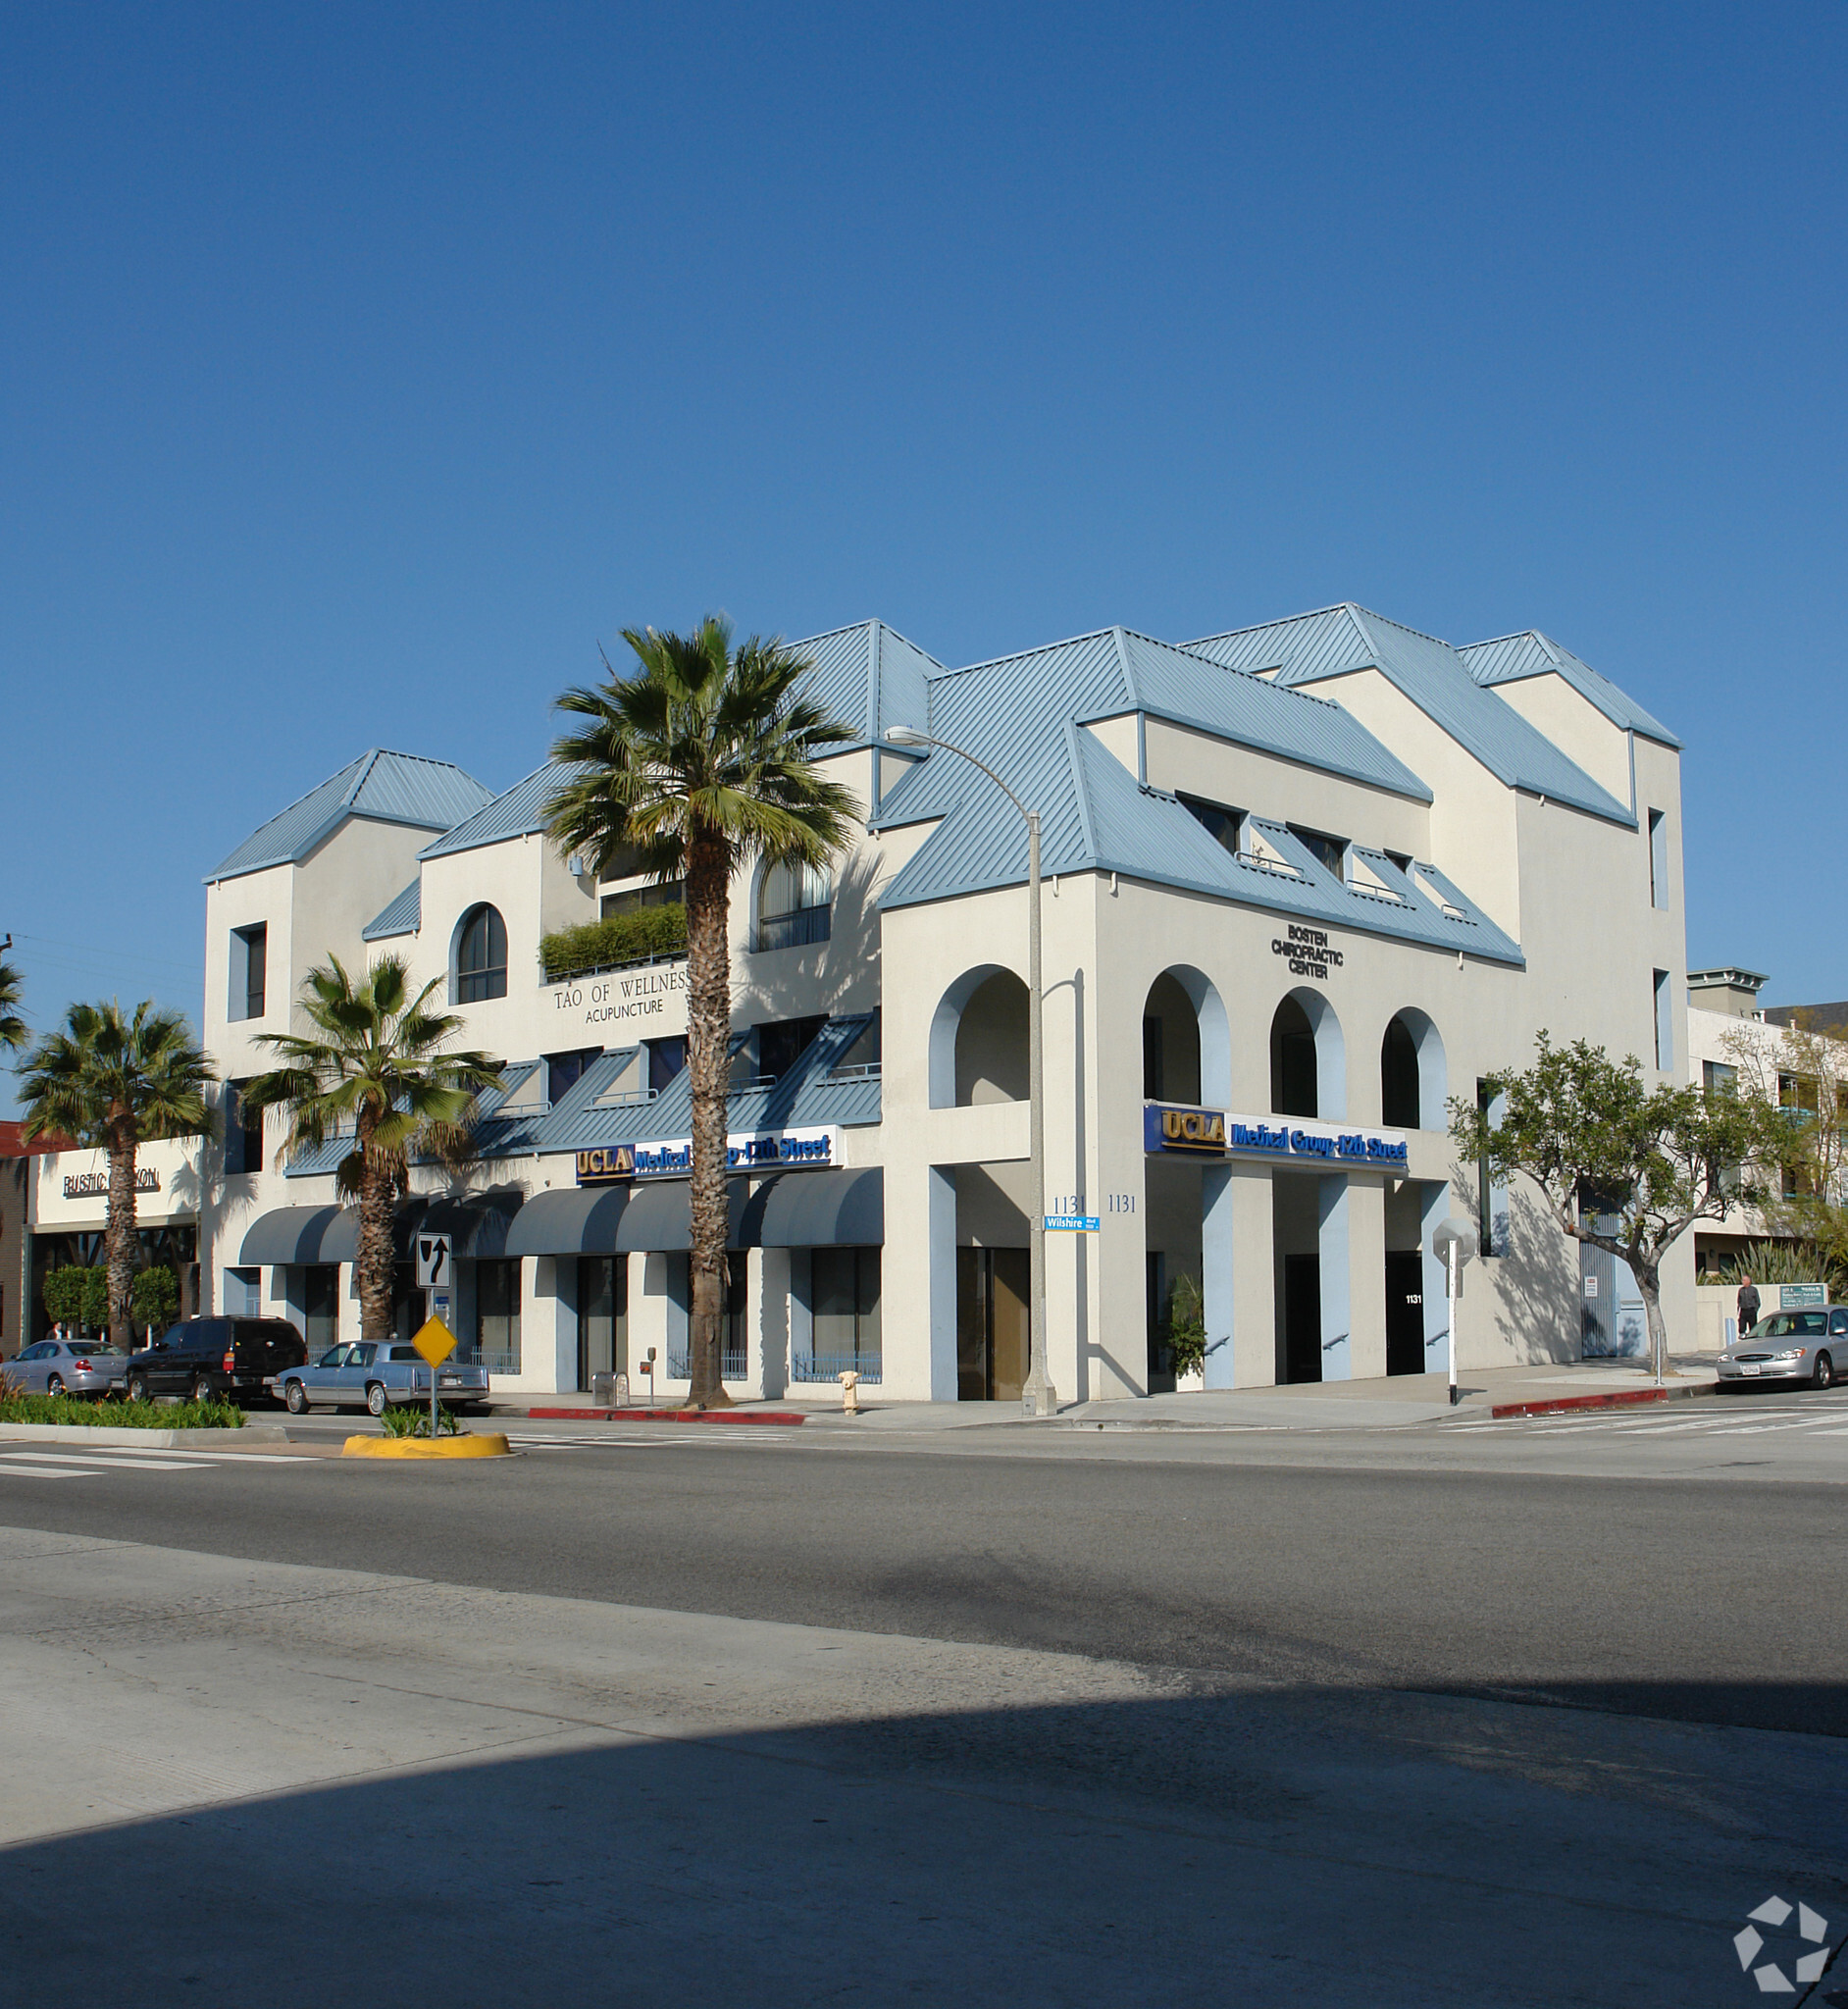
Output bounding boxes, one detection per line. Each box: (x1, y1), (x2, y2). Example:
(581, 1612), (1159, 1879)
(539, 903), (688, 981)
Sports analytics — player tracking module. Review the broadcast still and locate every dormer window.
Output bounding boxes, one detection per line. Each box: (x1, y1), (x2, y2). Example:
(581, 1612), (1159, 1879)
(456, 904), (508, 1003)
(1178, 794), (1245, 855)
(1288, 825), (1348, 880)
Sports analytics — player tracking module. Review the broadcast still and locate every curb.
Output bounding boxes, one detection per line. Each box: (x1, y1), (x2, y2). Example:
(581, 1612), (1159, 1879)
(1489, 1384), (1717, 1420)
(525, 1407), (808, 1425)
(341, 1432), (512, 1460)
(0, 1422), (290, 1449)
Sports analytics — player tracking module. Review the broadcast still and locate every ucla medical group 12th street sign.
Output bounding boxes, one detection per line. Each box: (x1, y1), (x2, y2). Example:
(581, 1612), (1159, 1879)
(1144, 1103), (1409, 1168)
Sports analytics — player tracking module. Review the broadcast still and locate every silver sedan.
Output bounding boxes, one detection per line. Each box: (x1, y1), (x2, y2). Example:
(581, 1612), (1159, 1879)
(1717, 1309), (1843, 1389)
(4, 1338), (129, 1399)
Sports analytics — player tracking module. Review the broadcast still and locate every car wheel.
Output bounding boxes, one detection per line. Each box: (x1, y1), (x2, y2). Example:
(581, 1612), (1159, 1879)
(1815, 1351), (1834, 1392)
(127, 1373), (151, 1405)
(283, 1379), (309, 1415)
(366, 1382), (387, 1417)
(191, 1374), (217, 1405)
(45, 1374), (64, 1397)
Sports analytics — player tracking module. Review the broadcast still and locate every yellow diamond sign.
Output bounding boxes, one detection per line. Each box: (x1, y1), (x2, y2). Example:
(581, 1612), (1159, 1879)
(412, 1315), (456, 1369)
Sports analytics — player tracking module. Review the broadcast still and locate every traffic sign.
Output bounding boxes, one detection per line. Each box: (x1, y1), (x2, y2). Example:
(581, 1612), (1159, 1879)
(414, 1234), (451, 1289)
(412, 1315), (456, 1368)
(1044, 1214), (1101, 1231)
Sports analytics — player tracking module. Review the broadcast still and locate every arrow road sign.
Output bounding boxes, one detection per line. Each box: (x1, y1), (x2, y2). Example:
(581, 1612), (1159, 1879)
(415, 1234), (452, 1289)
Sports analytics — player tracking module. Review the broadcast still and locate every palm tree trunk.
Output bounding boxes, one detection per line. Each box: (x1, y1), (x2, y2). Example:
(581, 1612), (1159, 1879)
(105, 1107), (138, 1354)
(356, 1119), (395, 1343)
(684, 824), (734, 1409)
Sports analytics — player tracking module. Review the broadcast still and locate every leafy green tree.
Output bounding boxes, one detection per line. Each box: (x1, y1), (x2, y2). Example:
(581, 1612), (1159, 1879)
(0, 958), (26, 1053)
(41, 1265), (89, 1336)
(19, 1002), (214, 1350)
(239, 954), (501, 1342)
(130, 1263), (180, 1339)
(545, 618), (857, 1407)
(1450, 1033), (1784, 1380)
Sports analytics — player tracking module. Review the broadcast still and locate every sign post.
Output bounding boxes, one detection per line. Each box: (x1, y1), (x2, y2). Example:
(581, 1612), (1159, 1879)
(411, 1230), (456, 1437)
(1431, 1217), (1478, 1408)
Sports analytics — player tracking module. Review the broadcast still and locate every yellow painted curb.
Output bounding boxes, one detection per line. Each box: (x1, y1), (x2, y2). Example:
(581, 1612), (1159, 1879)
(341, 1432), (512, 1461)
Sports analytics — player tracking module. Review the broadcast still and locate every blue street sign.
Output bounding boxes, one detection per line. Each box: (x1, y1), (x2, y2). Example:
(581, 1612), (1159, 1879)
(1044, 1214), (1101, 1231)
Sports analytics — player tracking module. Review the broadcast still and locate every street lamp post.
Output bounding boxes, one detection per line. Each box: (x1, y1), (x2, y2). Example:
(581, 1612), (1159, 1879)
(886, 725), (1056, 1417)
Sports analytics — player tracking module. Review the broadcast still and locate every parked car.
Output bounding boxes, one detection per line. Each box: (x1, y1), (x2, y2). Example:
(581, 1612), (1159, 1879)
(272, 1342), (491, 1417)
(1716, 1307), (1844, 1389)
(124, 1316), (307, 1406)
(4, 1337), (128, 1399)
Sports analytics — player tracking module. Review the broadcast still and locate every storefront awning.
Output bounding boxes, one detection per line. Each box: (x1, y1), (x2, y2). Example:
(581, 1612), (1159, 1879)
(504, 1186), (631, 1258)
(739, 1167), (883, 1248)
(237, 1205), (346, 1266)
(613, 1180), (749, 1253)
(319, 1192), (524, 1264)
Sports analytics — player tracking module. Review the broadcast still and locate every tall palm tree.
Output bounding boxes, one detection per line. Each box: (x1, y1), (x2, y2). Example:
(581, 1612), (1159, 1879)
(0, 958), (26, 1053)
(240, 954), (502, 1341)
(546, 618), (858, 1408)
(18, 1001), (215, 1350)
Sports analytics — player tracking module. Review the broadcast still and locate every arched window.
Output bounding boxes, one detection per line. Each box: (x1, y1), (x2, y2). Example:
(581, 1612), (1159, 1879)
(456, 904), (508, 1003)
(757, 859), (833, 951)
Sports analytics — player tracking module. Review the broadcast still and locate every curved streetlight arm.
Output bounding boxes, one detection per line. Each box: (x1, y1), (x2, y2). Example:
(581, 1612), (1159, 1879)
(883, 726), (1056, 1417)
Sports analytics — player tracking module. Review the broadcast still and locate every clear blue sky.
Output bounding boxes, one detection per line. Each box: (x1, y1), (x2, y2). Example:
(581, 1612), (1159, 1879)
(4, 1), (1844, 1104)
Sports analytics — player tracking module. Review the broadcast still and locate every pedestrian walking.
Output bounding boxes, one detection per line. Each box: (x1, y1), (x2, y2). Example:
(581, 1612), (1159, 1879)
(1736, 1273), (1761, 1336)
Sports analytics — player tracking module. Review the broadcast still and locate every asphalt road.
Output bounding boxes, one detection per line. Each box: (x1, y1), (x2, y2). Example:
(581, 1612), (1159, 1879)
(1, 1426), (1841, 1736)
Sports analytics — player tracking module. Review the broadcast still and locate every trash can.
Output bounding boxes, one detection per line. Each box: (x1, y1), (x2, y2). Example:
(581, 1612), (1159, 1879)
(590, 1370), (614, 1409)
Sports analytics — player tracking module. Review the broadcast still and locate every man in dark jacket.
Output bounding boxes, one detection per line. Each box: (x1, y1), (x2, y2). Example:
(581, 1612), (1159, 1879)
(1736, 1275), (1761, 1337)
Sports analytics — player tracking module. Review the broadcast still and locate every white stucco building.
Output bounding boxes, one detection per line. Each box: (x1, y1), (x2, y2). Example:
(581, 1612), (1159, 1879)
(188, 603), (1693, 1401)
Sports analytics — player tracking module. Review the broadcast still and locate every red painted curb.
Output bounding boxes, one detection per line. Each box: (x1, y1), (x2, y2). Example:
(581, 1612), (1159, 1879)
(1489, 1387), (1708, 1419)
(524, 1407), (808, 1425)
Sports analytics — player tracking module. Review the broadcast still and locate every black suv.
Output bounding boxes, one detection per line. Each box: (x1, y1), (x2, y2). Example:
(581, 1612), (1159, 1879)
(125, 1316), (307, 1406)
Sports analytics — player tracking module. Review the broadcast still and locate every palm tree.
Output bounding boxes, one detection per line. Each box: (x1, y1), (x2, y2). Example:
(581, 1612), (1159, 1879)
(240, 954), (502, 1342)
(18, 1001), (215, 1350)
(546, 618), (857, 1407)
(0, 958), (26, 1052)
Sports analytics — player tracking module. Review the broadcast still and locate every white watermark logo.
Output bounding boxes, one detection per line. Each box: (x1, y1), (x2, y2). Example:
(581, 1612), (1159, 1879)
(1733, 1895), (1829, 1993)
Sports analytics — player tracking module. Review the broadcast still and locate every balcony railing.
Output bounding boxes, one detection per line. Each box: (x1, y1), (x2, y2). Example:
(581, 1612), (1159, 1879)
(792, 1353), (883, 1384)
(667, 1346), (749, 1382)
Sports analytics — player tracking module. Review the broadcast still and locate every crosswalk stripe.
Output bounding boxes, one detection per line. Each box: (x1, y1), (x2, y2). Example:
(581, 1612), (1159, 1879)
(0, 1450), (215, 1471)
(0, 1463), (96, 1479)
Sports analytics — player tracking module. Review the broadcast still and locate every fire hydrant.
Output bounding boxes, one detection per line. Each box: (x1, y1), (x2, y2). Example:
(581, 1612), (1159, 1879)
(840, 1369), (861, 1416)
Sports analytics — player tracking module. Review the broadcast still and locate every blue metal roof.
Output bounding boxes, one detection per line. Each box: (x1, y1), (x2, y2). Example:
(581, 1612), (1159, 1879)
(207, 750), (496, 883)
(419, 764), (568, 860)
(361, 880), (422, 942)
(793, 620), (940, 744)
(877, 713), (1521, 965)
(1187, 605), (1637, 827)
(1459, 630), (1680, 749)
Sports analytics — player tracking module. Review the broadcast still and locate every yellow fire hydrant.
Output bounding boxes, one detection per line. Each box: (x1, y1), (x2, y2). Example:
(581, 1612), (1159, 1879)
(840, 1369), (861, 1416)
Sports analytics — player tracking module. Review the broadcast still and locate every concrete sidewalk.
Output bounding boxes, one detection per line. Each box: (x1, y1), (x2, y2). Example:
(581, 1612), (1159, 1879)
(490, 1355), (1722, 1434)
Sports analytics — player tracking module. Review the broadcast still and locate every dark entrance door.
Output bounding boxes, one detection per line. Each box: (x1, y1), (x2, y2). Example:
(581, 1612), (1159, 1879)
(956, 1247), (1029, 1400)
(1283, 1254), (1321, 1383)
(1385, 1251), (1426, 1375)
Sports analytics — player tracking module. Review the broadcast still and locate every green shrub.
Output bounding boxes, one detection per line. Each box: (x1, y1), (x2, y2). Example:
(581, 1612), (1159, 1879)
(539, 904), (687, 981)
(1163, 1273), (1208, 1380)
(131, 1265), (180, 1335)
(43, 1264), (109, 1334)
(377, 1403), (461, 1437)
(0, 1390), (245, 1429)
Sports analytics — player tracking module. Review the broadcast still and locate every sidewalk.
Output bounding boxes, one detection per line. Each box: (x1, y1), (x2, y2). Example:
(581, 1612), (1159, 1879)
(492, 1355), (1721, 1433)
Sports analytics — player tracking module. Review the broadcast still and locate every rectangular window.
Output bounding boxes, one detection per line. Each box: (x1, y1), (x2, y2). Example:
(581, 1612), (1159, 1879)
(1287, 824), (1347, 880)
(645, 1036), (687, 1095)
(1648, 809), (1668, 910)
(811, 1247), (881, 1376)
(472, 1261), (522, 1373)
(757, 1016), (827, 1083)
(544, 1047), (603, 1106)
(1178, 794), (1244, 855)
(1702, 1059), (1737, 1096)
(225, 1081), (264, 1176)
(229, 924), (268, 1021)
(224, 1266), (261, 1316)
(1654, 969), (1672, 1071)
(601, 880), (684, 917)
(1475, 1081), (1498, 1258)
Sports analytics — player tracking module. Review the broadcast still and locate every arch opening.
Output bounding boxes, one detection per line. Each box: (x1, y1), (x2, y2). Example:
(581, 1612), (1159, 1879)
(1380, 1007), (1447, 1131)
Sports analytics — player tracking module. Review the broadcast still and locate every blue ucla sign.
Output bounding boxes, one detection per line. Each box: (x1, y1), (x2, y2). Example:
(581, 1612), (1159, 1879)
(1145, 1104), (1408, 1168)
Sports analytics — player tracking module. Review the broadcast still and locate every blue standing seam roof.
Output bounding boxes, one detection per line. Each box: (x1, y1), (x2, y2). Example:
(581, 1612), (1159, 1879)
(207, 749), (497, 883)
(1459, 631), (1681, 749)
(419, 763), (579, 861)
(792, 619), (941, 747)
(361, 880), (422, 942)
(1186, 605), (1637, 827)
